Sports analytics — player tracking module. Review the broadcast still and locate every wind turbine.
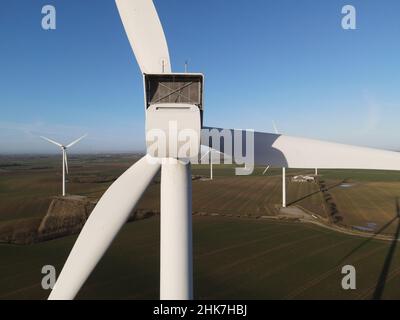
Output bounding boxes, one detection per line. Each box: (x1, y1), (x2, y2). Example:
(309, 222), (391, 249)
(41, 135), (87, 197)
(267, 121), (286, 208)
(200, 146), (223, 180)
(49, 0), (400, 301)
(201, 148), (214, 180)
(272, 121), (279, 136)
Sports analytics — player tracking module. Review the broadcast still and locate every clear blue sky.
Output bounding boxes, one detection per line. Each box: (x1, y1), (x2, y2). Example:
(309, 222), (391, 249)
(1, 0), (400, 154)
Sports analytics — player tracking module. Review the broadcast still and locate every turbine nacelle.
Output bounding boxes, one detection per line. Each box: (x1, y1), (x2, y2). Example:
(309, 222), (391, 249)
(144, 73), (204, 160)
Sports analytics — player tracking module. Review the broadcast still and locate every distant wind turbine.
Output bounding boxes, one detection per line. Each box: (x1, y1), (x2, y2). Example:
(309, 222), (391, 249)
(41, 135), (87, 196)
(272, 120), (279, 135)
(200, 146), (223, 180)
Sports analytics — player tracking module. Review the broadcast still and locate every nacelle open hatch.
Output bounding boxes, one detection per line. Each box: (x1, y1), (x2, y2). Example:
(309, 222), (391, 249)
(144, 73), (204, 111)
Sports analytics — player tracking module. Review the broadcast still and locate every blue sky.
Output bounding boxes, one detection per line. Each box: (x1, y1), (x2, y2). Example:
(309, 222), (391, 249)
(1, 0), (400, 154)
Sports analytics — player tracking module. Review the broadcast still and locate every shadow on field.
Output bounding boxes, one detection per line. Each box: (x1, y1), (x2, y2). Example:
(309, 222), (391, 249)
(372, 198), (400, 300)
(287, 179), (345, 207)
(337, 198), (400, 300)
(338, 216), (398, 265)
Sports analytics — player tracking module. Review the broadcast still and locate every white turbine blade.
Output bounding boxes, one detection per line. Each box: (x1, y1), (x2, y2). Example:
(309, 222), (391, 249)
(40, 136), (63, 148)
(199, 145), (226, 163)
(200, 145), (225, 157)
(48, 155), (161, 300)
(200, 150), (210, 161)
(66, 134), (87, 148)
(200, 145), (211, 161)
(272, 121), (279, 134)
(64, 152), (69, 175)
(115, 0), (172, 74)
(203, 128), (400, 170)
(262, 166), (270, 175)
(200, 144), (210, 155)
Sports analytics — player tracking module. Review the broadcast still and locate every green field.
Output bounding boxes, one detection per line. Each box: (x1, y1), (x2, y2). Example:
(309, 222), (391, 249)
(2, 156), (400, 234)
(0, 216), (399, 300)
(0, 155), (136, 221)
(1, 155), (400, 299)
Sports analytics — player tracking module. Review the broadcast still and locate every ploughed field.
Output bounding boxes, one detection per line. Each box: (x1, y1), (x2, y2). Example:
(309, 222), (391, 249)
(1, 216), (400, 300)
(1, 155), (400, 299)
(0, 154), (137, 221)
(2, 155), (400, 234)
(142, 166), (400, 236)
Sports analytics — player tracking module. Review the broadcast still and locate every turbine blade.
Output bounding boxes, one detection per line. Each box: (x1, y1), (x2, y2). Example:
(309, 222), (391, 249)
(200, 151), (210, 161)
(262, 166), (270, 175)
(48, 155), (161, 300)
(115, 0), (172, 74)
(40, 136), (63, 148)
(200, 145), (211, 161)
(66, 134), (87, 148)
(200, 145), (226, 163)
(64, 152), (69, 175)
(203, 127), (400, 170)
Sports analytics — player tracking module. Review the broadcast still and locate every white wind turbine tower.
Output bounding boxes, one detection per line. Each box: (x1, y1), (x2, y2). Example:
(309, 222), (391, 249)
(274, 123), (287, 208)
(264, 121), (286, 208)
(41, 135), (87, 197)
(49, 0), (400, 300)
(201, 147), (214, 180)
(269, 121), (318, 208)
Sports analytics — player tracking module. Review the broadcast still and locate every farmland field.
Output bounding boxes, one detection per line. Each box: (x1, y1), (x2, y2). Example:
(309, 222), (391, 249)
(2, 155), (400, 234)
(0, 154), (138, 221)
(1, 155), (400, 299)
(1, 216), (400, 300)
